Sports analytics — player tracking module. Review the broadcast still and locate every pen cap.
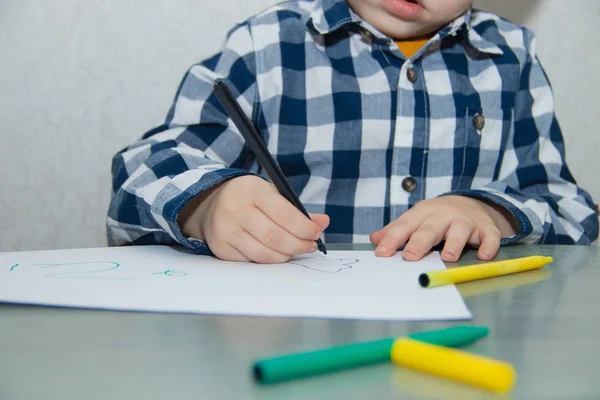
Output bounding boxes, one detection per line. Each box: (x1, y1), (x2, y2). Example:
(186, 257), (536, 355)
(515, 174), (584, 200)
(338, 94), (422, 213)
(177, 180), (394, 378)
(390, 338), (516, 393)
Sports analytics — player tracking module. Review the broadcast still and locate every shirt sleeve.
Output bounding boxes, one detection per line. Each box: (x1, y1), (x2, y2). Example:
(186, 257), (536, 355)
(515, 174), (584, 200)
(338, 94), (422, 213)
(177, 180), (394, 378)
(107, 22), (258, 253)
(448, 31), (599, 245)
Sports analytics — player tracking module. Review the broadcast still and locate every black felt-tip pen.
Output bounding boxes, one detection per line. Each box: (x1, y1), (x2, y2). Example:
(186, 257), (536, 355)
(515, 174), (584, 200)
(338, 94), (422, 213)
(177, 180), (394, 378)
(213, 79), (327, 255)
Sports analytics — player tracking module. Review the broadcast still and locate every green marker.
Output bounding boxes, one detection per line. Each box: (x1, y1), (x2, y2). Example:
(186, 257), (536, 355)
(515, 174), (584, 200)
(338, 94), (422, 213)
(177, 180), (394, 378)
(253, 326), (489, 384)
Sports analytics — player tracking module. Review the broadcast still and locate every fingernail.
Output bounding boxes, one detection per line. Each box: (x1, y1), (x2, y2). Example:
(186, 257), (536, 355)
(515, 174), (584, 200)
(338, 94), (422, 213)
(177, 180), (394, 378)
(444, 250), (455, 257)
(375, 246), (388, 255)
(314, 232), (322, 240)
(312, 243), (318, 253)
(403, 249), (415, 258)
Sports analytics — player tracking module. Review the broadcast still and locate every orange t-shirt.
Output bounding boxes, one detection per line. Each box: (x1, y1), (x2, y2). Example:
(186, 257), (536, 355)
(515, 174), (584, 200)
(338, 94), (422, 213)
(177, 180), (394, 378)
(395, 38), (430, 58)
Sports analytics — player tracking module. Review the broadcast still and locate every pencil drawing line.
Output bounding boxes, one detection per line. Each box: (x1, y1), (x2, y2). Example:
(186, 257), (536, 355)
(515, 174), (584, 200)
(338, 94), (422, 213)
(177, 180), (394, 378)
(288, 258), (359, 274)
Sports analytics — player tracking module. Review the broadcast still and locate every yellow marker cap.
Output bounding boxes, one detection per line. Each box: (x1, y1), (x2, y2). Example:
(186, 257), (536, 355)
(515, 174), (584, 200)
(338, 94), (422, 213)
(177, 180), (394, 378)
(390, 338), (516, 393)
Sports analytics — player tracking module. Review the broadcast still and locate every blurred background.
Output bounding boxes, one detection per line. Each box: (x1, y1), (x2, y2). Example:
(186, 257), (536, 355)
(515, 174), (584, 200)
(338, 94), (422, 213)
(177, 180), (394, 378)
(1, 0), (598, 251)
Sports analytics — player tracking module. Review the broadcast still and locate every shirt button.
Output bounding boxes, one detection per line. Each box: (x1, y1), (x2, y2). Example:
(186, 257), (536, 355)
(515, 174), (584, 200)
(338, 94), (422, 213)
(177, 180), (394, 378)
(407, 67), (418, 83)
(402, 177), (417, 192)
(473, 113), (486, 131)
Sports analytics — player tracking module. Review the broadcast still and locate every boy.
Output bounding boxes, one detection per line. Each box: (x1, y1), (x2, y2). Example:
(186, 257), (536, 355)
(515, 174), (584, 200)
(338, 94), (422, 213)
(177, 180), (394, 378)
(108, 0), (598, 264)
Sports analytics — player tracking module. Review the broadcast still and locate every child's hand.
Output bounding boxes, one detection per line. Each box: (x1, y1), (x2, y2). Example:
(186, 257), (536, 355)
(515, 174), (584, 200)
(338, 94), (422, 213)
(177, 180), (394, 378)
(370, 196), (518, 262)
(179, 176), (329, 263)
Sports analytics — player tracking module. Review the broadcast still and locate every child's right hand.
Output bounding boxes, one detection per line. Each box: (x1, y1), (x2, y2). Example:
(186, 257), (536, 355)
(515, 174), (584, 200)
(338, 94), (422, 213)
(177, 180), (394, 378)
(179, 176), (329, 263)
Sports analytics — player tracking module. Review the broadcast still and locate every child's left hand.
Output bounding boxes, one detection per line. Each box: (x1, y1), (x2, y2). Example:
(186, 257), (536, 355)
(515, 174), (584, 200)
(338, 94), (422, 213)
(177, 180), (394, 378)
(370, 196), (519, 262)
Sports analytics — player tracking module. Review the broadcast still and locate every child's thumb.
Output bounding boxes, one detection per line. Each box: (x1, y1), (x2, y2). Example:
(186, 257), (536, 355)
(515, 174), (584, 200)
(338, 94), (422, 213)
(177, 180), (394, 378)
(309, 213), (330, 230)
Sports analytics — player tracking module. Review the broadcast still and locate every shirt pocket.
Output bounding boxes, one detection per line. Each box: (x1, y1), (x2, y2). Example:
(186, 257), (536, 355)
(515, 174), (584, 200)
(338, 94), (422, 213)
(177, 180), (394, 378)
(454, 103), (514, 189)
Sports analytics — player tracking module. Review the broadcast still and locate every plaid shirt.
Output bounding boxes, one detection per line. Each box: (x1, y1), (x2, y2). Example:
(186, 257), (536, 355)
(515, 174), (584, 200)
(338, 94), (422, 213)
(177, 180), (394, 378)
(108, 0), (598, 254)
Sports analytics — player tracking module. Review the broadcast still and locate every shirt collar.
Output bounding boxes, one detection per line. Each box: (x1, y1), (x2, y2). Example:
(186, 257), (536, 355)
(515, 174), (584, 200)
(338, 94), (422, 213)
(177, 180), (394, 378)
(306, 0), (362, 35)
(448, 8), (504, 56)
(307, 2), (503, 56)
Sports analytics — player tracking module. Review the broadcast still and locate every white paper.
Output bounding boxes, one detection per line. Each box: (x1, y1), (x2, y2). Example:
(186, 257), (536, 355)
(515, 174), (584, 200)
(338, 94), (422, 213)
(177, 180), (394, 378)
(0, 246), (471, 321)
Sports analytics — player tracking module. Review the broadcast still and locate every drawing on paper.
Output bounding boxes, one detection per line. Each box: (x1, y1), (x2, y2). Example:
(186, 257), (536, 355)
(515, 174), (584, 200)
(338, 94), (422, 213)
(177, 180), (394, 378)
(151, 269), (187, 277)
(288, 257), (359, 274)
(30, 261), (130, 280)
(0, 247), (473, 321)
(8, 261), (189, 280)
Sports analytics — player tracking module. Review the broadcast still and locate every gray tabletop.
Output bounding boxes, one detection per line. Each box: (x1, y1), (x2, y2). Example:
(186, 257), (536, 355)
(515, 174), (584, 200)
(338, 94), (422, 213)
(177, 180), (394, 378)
(1, 244), (599, 400)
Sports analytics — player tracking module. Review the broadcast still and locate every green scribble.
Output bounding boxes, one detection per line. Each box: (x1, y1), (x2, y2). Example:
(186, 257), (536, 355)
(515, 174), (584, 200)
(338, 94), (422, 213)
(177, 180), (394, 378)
(9, 264), (19, 271)
(32, 261), (123, 279)
(152, 269), (187, 277)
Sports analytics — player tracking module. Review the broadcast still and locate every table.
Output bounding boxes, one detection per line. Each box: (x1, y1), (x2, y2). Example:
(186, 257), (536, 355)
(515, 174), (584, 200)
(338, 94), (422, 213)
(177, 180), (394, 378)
(1, 244), (599, 399)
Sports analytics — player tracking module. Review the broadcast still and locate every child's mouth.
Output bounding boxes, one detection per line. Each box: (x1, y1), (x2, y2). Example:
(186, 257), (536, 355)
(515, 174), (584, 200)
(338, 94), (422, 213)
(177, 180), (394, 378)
(382, 0), (424, 19)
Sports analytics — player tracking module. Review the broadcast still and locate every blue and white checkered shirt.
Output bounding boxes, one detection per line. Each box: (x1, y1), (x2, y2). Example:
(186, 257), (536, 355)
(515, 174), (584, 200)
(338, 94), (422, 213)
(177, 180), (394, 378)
(108, 0), (599, 254)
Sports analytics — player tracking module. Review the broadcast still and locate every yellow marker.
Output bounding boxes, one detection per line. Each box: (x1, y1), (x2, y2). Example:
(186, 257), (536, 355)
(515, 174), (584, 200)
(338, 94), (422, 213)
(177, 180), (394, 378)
(419, 255), (553, 288)
(458, 269), (552, 298)
(390, 338), (516, 393)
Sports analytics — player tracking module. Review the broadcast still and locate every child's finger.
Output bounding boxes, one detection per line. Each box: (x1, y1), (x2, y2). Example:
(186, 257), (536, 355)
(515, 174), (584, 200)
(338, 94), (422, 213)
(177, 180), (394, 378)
(241, 207), (317, 256)
(440, 217), (474, 262)
(230, 228), (292, 264)
(370, 222), (394, 245)
(371, 216), (412, 246)
(374, 219), (421, 257)
(402, 217), (451, 261)
(209, 241), (251, 262)
(476, 224), (501, 260)
(369, 229), (386, 246)
(254, 190), (323, 241)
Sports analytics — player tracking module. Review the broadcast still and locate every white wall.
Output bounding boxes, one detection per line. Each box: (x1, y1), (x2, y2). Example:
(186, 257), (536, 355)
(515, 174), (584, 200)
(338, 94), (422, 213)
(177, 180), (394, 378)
(1, 0), (598, 251)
